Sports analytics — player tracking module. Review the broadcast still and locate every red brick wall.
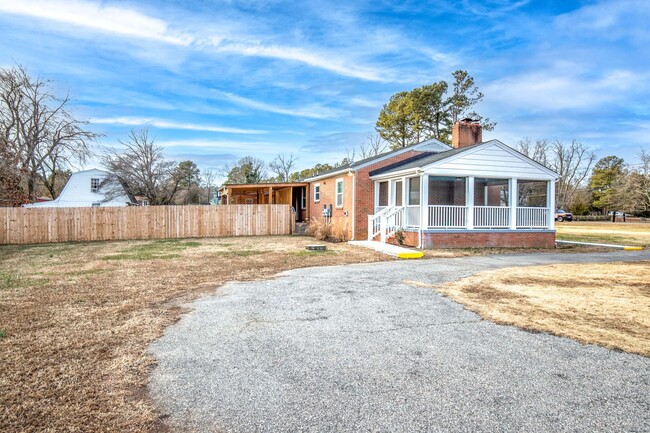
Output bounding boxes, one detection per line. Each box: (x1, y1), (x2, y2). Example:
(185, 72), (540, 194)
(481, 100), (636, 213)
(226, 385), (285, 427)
(308, 173), (354, 237)
(417, 231), (555, 249)
(308, 149), (424, 240)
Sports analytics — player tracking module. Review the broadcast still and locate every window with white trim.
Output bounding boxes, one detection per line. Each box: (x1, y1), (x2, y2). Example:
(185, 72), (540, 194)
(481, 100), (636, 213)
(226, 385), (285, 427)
(91, 178), (100, 193)
(314, 183), (320, 202)
(335, 178), (344, 208)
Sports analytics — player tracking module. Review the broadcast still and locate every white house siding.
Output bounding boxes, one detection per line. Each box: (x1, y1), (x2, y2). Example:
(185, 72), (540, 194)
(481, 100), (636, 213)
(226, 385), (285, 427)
(423, 141), (556, 180)
(24, 169), (133, 208)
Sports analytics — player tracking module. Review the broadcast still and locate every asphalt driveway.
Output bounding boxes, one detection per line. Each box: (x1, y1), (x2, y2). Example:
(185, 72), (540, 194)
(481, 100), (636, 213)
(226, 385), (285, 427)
(149, 251), (650, 432)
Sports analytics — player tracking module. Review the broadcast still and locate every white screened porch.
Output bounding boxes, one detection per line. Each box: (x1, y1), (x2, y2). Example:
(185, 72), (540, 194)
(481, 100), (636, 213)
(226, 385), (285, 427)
(368, 174), (555, 243)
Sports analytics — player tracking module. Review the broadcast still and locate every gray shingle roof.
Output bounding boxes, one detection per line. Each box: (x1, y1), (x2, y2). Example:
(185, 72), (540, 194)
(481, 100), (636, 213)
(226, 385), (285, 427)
(368, 144), (477, 177)
(305, 138), (449, 180)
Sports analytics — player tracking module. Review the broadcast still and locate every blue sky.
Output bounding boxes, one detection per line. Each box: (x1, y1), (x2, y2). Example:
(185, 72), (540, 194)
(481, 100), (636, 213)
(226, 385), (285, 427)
(1, 0), (649, 181)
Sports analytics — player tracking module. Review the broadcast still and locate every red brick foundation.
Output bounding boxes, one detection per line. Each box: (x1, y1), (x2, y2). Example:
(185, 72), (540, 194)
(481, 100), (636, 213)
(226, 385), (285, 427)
(390, 230), (556, 249)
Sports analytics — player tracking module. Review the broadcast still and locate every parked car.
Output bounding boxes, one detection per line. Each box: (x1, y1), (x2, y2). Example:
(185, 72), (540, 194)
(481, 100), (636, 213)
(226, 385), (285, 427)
(555, 209), (573, 222)
(607, 211), (626, 217)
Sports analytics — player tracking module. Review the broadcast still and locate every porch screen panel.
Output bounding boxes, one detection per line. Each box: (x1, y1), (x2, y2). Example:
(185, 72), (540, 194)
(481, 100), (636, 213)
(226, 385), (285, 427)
(518, 180), (547, 207)
(408, 177), (420, 205)
(378, 181), (388, 207)
(428, 177), (466, 205)
(474, 178), (509, 206)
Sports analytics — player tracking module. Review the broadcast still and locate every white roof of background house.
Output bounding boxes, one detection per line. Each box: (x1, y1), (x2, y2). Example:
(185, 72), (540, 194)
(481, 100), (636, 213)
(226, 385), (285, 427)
(23, 168), (136, 208)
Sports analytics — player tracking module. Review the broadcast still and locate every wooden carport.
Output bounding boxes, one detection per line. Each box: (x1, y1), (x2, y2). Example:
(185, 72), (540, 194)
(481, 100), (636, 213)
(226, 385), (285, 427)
(218, 182), (310, 221)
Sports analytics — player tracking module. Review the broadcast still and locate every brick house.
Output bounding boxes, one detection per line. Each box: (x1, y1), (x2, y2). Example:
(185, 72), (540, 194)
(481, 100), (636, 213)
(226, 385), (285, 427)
(306, 119), (558, 248)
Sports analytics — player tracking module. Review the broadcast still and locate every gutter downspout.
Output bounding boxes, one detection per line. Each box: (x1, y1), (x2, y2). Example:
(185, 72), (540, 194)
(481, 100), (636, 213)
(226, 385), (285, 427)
(417, 169), (423, 249)
(351, 170), (355, 240)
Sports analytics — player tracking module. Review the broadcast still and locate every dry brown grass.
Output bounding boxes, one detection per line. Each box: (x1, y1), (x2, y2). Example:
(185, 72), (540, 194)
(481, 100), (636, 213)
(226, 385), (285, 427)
(0, 236), (391, 433)
(0, 235), (618, 432)
(430, 261), (650, 357)
(556, 221), (650, 246)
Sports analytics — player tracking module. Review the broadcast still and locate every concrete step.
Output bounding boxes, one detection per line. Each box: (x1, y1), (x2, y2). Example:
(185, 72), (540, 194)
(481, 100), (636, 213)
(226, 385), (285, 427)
(294, 222), (308, 235)
(348, 240), (424, 259)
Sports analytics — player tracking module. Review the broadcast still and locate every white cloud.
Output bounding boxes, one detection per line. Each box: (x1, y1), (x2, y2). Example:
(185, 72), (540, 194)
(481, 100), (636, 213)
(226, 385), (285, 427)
(218, 92), (345, 119)
(90, 117), (266, 134)
(484, 69), (647, 112)
(0, 0), (398, 82)
(0, 0), (192, 45)
(212, 39), (387, 82)
(155, 138), (282, 151)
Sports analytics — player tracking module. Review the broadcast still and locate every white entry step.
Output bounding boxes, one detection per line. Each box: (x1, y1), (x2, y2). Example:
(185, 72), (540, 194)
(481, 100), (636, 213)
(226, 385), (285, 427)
(348, 241), (424, 259)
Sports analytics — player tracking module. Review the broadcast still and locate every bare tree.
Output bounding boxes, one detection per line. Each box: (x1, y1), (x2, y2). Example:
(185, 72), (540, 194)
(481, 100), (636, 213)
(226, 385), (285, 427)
(550, 140), (597, 209)
(515, 138), (549, 167)
(0, 136), (26, 206)
(101, 129), (181, 205)
(359, 133), (388, 160)
(269, 153), (297, 182)
(514, 138), (596, 209)
(201, 169), (217, 204)
(618, 148), (650, 216)
(0, 65), (98, 201)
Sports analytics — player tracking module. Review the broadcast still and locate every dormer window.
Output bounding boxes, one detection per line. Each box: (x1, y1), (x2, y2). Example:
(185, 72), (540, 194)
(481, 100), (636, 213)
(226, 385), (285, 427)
(91, 178), (100, 192)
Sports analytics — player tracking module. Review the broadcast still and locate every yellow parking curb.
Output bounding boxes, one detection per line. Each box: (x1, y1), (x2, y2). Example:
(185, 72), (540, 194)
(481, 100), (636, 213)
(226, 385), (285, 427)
(623, 246), (643, 251)
(397, 252), (425, 259)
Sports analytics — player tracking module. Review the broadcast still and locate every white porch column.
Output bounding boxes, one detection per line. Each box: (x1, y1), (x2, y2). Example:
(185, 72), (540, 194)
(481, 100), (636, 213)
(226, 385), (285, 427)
(373, 181), (379, 213)
(547, 180), (556, 230)
(466, 176), (474, 229)
(420, 174), (429, 229)
(509, 178), (518, 230)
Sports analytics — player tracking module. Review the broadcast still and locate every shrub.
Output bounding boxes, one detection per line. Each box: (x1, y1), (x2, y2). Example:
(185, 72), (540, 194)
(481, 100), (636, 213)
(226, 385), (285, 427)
(395, 229), (405, 245)
(306, 217), (349, 242)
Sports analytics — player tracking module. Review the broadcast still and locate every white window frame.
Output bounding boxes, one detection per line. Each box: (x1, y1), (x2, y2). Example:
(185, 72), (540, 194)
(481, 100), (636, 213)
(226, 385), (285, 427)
(314, 183), (321, 202)
(335, 178), (344, 208)
(301, 187), (306, 209)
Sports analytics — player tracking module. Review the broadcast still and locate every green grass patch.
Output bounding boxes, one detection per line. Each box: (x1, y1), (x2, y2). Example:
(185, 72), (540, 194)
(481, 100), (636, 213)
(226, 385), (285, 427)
(219, 249), (266, 258)
(0, 330), (6, 339)
(102, 239), (202, 261)
(0, 243), (81, 261)
(289, 249), (336, 257)
(0, 272), (20, 290)
(556, 233), (647, 247)
(0, 271), (49, 290)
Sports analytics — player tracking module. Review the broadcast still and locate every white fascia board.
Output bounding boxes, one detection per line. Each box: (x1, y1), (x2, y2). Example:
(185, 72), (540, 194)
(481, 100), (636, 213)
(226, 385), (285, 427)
(305, 168), (352, 182)
(369, 168), (420, 181)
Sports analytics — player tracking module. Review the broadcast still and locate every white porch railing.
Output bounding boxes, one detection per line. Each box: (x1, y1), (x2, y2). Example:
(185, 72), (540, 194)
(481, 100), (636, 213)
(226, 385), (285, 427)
(368, 206), (404, 242)
(474, 206), (510, 228)
(517, 207), (548, 228)
(384, 206), (404, 241)
(369, 205), (550, 243)
(368, 206), (391, 241)
(428, 205), (467, 228)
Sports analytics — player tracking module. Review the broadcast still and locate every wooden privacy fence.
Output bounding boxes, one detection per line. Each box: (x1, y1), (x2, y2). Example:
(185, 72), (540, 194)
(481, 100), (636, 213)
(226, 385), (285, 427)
(0, 205), (294, 245)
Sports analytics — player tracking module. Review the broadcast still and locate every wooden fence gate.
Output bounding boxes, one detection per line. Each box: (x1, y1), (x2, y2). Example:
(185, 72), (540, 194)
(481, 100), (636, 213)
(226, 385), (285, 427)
(0, 205), (294, 245)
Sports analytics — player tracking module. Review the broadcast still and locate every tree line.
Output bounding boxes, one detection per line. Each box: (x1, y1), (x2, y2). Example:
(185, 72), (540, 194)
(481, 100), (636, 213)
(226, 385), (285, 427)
(515, 138), (650, 217)
(223, 133), (388, 184)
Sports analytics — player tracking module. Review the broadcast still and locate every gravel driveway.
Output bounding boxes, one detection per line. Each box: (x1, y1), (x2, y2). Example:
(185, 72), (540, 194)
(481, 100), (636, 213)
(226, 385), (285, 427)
(149, 251), (650, 433)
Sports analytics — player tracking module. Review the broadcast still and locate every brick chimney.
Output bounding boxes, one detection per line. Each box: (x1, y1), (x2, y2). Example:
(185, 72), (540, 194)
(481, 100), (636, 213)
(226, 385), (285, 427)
(452, 118), (482, 148)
